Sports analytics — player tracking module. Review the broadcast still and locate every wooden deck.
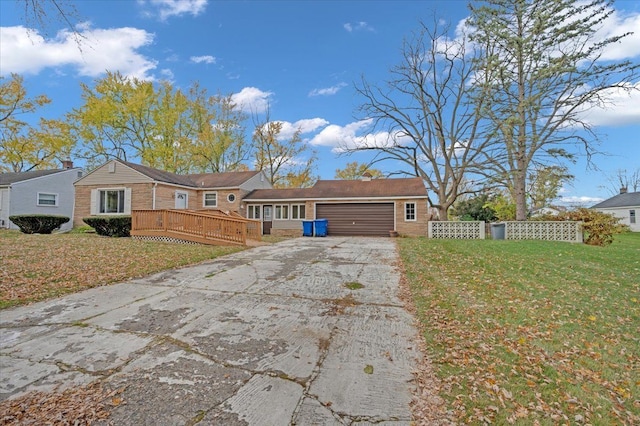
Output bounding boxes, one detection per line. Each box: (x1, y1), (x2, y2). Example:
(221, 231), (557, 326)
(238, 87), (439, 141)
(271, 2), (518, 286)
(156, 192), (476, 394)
(131, 209), (261, 246)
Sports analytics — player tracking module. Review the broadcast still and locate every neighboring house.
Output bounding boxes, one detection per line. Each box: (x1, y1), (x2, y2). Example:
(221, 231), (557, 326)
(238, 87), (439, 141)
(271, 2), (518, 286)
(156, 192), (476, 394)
(0, 161), (84, 232)
(243, 175), (430, 237)
(529, 205), (567, 217)
(73, 159), (272, 227)
(591, 188), (640, 232)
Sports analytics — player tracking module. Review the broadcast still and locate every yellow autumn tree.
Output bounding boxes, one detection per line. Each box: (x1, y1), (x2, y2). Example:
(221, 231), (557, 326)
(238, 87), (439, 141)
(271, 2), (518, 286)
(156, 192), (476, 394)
(0, 74), (74, 172)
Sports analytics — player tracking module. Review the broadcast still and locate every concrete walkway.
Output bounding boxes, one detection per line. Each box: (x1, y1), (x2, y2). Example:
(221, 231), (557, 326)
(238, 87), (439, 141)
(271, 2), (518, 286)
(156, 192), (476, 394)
(1, 237), (420, 425)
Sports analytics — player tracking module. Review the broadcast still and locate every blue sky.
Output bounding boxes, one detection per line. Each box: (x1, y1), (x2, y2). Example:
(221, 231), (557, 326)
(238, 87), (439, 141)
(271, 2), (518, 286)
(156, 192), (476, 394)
(1, 0), (639, 205)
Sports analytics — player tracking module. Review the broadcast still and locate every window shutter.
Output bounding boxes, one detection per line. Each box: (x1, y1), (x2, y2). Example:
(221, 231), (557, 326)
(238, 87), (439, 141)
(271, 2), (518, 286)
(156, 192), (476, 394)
(90, 189), (97, 215)
(124, 188), (132, 214)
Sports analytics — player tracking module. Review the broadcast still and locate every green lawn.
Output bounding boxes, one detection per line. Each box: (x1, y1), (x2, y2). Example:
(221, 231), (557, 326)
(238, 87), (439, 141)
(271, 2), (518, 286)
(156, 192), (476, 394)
(399, 233), (639, 425)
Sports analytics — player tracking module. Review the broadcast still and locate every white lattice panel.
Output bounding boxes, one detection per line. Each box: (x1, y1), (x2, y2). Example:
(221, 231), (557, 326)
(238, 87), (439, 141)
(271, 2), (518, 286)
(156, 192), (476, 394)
(428, 221), (484, 239)
(132, 235), (201, 245)
(504, 221), (582, 242)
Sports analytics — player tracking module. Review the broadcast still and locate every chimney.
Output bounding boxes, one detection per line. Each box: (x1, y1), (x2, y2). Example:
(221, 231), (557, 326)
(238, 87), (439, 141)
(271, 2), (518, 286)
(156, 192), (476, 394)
(62, 160), (73, 169)
(620, 186), (628, 194)
(361, 172), (373, 182)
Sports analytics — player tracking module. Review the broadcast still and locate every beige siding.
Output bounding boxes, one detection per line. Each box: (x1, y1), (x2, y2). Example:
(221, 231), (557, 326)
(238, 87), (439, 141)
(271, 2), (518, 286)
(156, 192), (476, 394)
(77, 161), (152, 185)
(239, 172), (272, 191)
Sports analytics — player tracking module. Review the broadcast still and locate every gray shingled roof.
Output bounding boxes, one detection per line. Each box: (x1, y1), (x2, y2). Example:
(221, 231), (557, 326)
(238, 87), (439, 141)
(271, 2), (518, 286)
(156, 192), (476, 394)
(0, 169), (66, 186)
(121, 160), (260, 188)
(187, 170), (261, 188)
(591, 192), (640, 208)
(242, 188), (317, 200)
(244, 177), (428, 200)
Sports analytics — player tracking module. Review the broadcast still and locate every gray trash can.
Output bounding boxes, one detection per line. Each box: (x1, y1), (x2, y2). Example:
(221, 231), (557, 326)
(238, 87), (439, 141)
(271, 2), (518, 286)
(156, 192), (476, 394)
(491, 223), (506, 240)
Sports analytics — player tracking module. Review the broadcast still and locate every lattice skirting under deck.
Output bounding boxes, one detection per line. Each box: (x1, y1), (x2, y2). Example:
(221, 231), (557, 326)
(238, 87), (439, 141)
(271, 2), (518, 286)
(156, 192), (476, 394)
(132, 235), (202, 245)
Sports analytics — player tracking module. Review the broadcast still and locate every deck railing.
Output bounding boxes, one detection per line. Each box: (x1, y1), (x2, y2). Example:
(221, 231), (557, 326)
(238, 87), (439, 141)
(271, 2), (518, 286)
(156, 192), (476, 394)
(131, 209), (261, 245)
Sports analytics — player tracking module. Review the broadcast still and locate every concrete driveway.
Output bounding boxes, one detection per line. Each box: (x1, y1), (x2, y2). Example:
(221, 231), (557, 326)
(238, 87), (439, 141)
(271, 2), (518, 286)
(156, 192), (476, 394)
(1, 237), (420, 425)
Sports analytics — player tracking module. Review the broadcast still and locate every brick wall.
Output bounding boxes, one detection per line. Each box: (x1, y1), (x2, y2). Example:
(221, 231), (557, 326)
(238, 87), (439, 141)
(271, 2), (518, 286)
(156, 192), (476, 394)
(395, 199), (428, 237)
(73, 183), (153, 227)
(191, 189), (243, 213)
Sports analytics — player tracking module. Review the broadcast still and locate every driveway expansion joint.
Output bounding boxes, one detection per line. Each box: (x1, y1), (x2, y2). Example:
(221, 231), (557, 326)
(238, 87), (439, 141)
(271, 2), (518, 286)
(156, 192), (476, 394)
(1, 237), (421, 425)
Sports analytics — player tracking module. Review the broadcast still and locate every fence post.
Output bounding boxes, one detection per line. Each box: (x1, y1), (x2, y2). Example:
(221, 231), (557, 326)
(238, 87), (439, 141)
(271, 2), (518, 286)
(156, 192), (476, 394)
(162, 210), (167, 231)
(576, 222), (584, 243)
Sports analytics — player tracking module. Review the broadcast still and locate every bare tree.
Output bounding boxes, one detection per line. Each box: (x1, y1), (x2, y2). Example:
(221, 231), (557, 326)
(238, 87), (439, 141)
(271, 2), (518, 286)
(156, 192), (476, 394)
(18, 0), (85, 49)
(349, 18), (497, 220)
(600, 168), (640, 195)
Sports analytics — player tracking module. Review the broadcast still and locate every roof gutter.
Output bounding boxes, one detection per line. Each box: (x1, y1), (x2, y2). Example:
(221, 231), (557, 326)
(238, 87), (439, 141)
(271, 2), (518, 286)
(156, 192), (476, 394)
(243, 195), (429, 203)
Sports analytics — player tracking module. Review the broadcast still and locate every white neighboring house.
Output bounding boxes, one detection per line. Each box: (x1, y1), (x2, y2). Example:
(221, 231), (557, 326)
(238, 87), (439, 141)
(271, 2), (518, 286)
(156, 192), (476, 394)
(530, 206), (567, 217)
(591, 189), (640, 232)
(0, 161), (84, 232)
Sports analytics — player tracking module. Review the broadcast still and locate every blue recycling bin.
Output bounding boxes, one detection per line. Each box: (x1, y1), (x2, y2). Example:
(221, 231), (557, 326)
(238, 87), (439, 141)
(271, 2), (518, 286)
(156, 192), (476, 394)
(302, 220), (314, 237)
(314, 219), (328, 237)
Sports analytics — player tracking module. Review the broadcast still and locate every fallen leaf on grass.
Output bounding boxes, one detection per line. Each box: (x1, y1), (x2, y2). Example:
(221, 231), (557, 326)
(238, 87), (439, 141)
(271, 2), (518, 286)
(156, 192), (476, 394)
(0, 382), (124, 425)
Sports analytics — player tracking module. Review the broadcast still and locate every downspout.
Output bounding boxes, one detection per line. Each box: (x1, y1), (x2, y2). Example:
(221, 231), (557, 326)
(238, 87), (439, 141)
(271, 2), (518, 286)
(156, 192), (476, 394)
(152, 182), (157, 210)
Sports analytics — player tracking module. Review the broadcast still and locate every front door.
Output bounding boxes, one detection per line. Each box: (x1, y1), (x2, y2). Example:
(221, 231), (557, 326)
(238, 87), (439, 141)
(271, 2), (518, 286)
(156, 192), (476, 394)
(263, 205), (273, 235)
(175, 191), (188, 209)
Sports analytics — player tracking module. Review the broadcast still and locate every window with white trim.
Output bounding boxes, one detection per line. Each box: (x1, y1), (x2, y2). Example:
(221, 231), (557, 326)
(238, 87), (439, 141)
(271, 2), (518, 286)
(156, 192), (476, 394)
(275, 204), (289, 220)
(291, 204), (306, 220)
(405, 202), (416, 221)
(100, 189), (125, 213)
(37, 192), (58, 206)
(227, 193), (236, 203)
(203, 192), (217, 207)
(631, 209), (636, 224)
(248, 205), (261, 219)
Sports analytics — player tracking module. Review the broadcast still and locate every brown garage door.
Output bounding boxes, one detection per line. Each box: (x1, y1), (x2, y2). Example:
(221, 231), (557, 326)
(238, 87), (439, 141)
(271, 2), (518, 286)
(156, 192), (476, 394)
(316, 203), (394, 236)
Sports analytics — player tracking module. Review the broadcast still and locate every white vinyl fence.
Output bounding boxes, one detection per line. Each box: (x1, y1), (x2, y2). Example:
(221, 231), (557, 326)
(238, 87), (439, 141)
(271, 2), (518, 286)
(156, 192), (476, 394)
(427, 220), (583, 243)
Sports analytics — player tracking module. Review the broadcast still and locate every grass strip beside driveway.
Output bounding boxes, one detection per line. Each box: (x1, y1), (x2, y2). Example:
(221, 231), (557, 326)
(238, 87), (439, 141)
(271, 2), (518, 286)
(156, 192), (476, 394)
(399, 233), (639, 425)
(0, 231), (244, 309)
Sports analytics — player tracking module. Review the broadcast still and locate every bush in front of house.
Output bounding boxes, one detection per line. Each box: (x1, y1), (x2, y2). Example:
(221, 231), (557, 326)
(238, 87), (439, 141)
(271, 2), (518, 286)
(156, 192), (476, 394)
(83, 216), (131, 237)
(535, 208), (629, 246)
(9, 215), (70, 234)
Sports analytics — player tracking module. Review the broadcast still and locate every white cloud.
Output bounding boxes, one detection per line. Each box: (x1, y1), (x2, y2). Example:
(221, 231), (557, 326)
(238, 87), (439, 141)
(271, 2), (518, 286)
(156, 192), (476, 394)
(343, 22), (374, 33)
(140, 0), (208, 21)
(159, 68), (175, 81)
(190, 55), (215, 64)
(275, 118), (329, 140)
(307, 119), (410, 153)
(231, 87), (273, 113)
(309, 82), (348, 97)
(576, 82), (640, 127)
(309, 119), (372, 148)
(0, 25), (157, 79)
(560, 195), (604, 205)
(165, 53), (180, 62)
(587, 6), (640, 60)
